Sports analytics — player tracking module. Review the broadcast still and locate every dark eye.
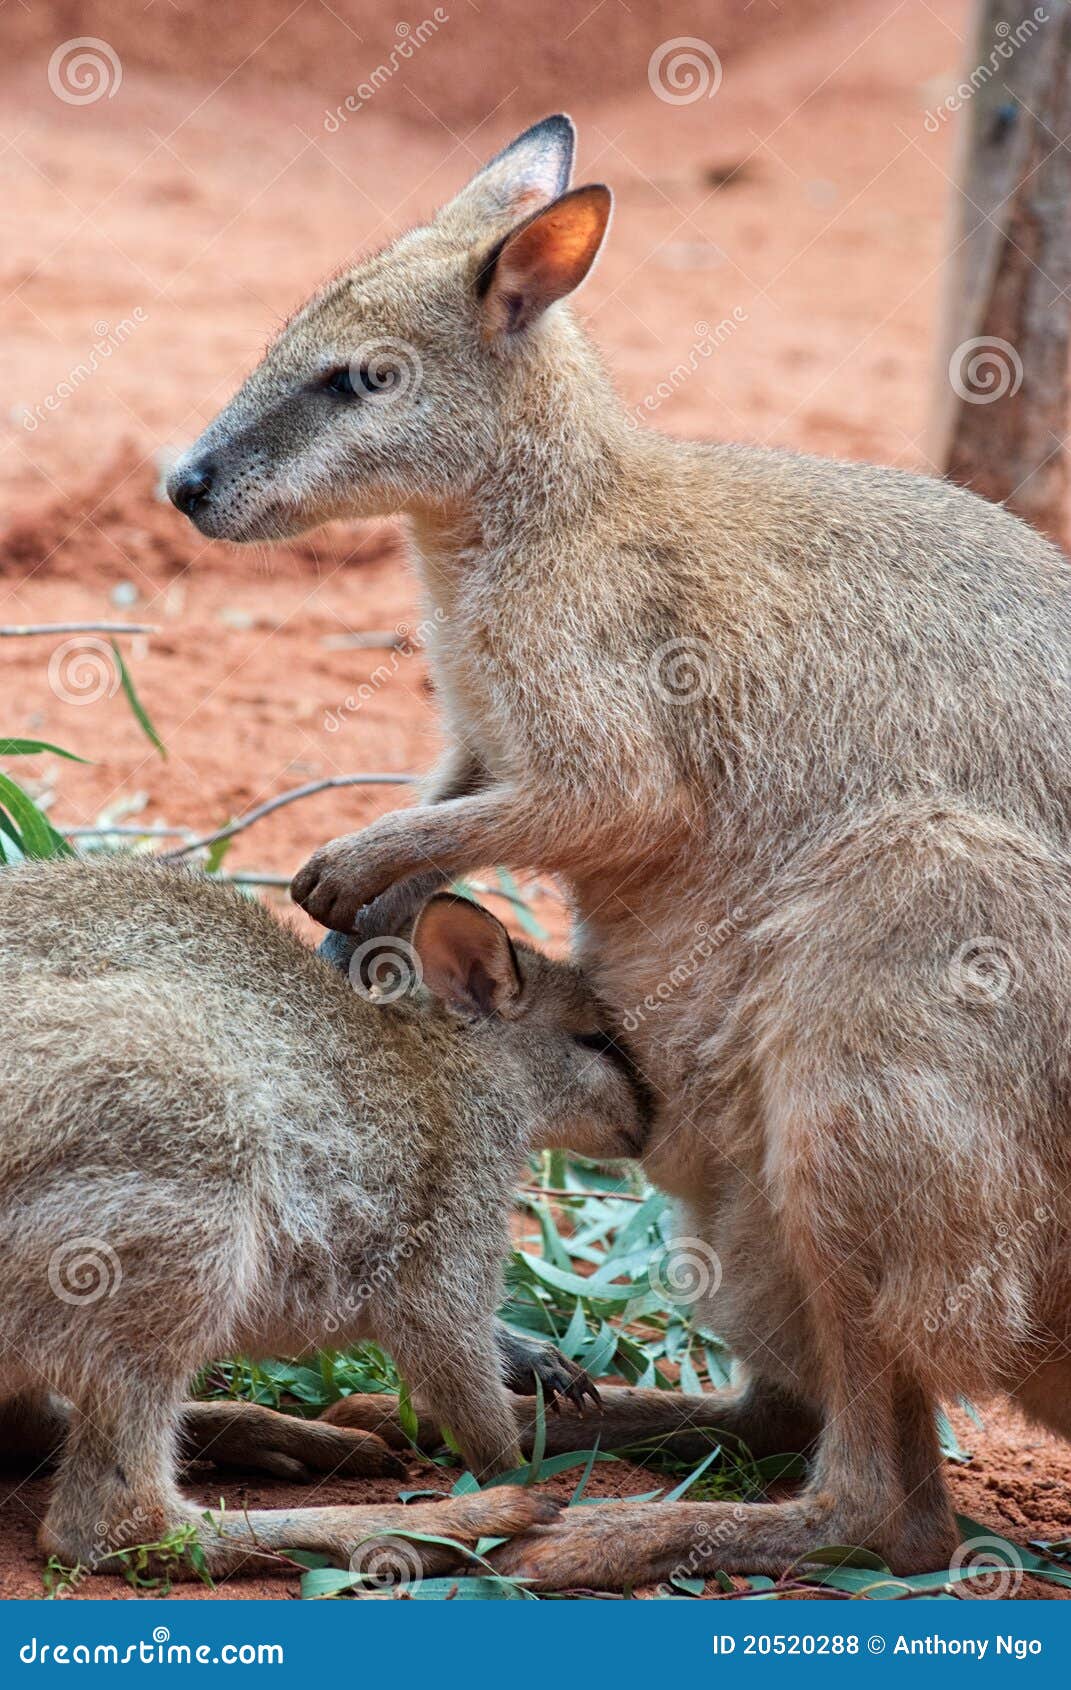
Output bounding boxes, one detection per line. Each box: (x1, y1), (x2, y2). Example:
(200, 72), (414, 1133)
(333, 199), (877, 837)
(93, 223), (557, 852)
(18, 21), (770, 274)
(573, 1031), (612, 1054)
(324, 362), (399, 398)
(325, 366), (358, 397)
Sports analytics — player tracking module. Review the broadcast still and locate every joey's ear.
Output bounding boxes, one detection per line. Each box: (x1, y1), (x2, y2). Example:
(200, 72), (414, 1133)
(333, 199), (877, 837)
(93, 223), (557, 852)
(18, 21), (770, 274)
(411, 894), (523, 1018)
(437, 114), (575, 234)
(476, 184), (612, 338)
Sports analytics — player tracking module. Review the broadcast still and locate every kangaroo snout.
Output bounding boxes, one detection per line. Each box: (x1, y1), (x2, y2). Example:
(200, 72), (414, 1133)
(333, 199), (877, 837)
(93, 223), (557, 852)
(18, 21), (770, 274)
(168, 455), (215, 520)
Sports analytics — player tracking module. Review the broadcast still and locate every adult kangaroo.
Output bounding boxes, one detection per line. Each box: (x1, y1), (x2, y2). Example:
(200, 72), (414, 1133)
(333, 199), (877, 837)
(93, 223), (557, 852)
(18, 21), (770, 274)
(170, 115), (1071, 1587)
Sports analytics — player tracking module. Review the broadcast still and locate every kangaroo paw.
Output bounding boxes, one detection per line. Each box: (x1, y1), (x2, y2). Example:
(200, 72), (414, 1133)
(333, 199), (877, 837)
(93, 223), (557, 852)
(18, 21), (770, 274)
(181, 1400), (405, 1479)
(496, 1333), (600, 1414)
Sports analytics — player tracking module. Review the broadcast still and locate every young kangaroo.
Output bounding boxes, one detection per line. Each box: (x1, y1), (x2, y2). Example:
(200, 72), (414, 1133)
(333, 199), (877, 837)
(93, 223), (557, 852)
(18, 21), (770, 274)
(169, 115), (1071, 1586)
(0, 857), (646, 1576)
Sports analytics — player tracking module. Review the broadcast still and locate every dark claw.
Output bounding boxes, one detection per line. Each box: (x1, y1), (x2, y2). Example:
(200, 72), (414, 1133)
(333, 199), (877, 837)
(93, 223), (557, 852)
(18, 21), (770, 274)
(540, 1354), (600, 1418)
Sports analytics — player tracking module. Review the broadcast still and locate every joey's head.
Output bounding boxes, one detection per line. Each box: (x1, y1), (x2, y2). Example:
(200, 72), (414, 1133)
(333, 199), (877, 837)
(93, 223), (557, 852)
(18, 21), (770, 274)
(327, 894), (650, 1162)
(168, 116), (613, 541)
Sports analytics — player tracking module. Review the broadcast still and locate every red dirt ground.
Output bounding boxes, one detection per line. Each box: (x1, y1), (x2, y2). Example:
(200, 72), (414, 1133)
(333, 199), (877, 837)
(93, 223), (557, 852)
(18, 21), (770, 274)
(3, 0), (1068, 1600)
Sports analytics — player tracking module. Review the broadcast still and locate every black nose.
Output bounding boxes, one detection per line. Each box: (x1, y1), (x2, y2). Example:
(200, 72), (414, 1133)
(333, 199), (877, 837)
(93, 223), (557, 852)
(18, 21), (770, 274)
(169, 460), (214, 518)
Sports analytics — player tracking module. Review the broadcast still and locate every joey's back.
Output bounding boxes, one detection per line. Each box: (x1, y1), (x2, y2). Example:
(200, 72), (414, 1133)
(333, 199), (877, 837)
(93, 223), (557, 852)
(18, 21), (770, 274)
(0, 857), (643, 1196)
(0, 857), (442, 1187)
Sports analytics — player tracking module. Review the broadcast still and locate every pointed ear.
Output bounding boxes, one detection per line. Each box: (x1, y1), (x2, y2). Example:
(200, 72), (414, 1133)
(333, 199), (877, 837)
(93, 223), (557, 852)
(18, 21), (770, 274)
(411, 894), (523, 1019)
(437, 114), (575, 235)
(476, 184), (612, 337)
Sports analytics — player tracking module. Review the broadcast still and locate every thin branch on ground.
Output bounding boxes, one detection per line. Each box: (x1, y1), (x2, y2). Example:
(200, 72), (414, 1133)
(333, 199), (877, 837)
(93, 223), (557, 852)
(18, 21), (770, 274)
(319, 630), (409, 652)
(210, 871), (292, 887)
(519, 1185), (646, 1204)
(161, 772), (416, 862)
(0, 622), (158, 637)
(61, 824), (194, 839)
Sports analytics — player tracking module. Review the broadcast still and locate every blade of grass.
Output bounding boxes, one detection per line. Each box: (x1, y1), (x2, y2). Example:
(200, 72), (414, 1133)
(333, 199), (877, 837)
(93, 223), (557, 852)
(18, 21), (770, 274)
(0, 772), (71, 859)
(110, 639), (166, 759)
(525, 1378), (546, 1485)
(0, 738), (89, 762)
(662, 1446), (722, 1502)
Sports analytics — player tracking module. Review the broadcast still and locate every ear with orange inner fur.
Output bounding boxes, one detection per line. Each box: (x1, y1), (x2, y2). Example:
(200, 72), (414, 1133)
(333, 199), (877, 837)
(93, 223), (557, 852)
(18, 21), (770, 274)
(411, 893), (522, 1018)
(477, 184), (613, 337)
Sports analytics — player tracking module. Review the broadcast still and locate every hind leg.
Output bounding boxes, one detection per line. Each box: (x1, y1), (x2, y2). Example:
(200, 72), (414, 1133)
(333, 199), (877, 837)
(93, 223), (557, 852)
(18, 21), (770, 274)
(40, 1377), (190, 1569)
(40, 1374), (558, 1580)
(491, 1344), (909, 1588)
(889, 1376), (959, 1569)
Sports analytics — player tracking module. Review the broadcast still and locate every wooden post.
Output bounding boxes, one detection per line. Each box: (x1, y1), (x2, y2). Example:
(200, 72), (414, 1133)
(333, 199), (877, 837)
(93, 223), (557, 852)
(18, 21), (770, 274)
(932, 0), (1071, 548)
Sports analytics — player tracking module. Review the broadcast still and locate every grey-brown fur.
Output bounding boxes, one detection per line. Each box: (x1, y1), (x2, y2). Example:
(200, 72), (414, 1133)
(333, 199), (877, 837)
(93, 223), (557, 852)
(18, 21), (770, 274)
(171, 116), (1071, 1585)
(0, 856), (641, 1574)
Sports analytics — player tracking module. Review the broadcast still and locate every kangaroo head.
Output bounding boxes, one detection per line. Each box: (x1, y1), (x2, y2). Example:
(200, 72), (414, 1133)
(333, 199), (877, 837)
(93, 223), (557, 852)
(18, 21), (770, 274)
(168, 115), (612, 540)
